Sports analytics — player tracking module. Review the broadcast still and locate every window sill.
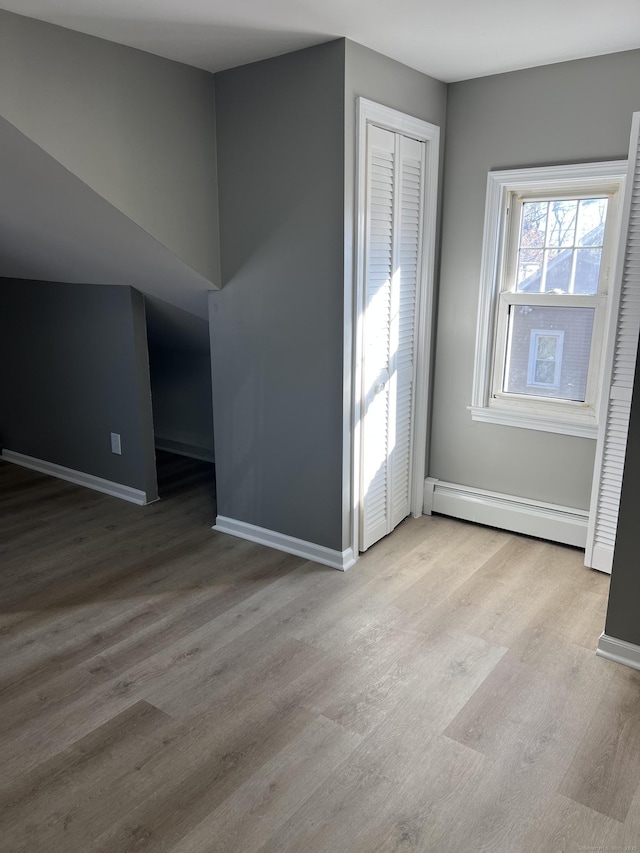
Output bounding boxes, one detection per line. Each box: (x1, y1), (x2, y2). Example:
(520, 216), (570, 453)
(469, 405), (597, 439)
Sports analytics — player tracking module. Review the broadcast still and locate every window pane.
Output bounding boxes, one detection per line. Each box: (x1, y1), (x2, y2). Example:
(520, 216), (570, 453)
(517, 248), (544, 290)
(520, 201), (547, 248)
(544, 247), (572, 293)
(546, 199), (578, 247)
(576, 198), (607, 247)
(503, 305), (595, 401)
(574, 247), (603, 295)
(516, 196), (608, 295)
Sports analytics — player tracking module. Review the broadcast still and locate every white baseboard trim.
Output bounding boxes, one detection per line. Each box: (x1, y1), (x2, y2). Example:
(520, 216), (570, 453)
(213, 515), (357, 571)
(423, 477), (588, 548)
(1, 449), (151, 506)
(597, 633), (640, 671)
(155, 435), (215, 464)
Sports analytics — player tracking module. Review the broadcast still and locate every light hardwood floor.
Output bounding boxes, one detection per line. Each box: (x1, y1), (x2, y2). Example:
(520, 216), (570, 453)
(1, 452), (640, 852)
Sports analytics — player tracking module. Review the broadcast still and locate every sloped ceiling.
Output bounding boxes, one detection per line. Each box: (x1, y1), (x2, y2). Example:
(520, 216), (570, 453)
(0, 116), (212, 319)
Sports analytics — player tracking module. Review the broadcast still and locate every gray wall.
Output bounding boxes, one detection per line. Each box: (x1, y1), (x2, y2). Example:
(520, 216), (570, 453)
(344, 40), (447, 548)
(431, 49), (640, 509)
(146, 299), (214, 461)
(0, 279), (157, 498)
(0, 115), (215, 319)
(344, 40), (447, 139)
(604, 342), (640, 645)
(149, 348), (214, 460)
(211, 40), (346, 550)
(0, 9), (219, 285)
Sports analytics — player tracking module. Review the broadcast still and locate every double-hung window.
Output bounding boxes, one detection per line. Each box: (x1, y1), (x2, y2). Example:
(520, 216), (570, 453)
(471, 161), (626, 438)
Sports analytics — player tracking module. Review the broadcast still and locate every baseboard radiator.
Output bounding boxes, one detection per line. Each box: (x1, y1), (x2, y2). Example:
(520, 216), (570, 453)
(423, 477), (588, 548)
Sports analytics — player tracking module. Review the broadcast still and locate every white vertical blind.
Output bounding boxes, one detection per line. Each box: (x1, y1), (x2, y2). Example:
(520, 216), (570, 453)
(586, 112), (640, 573)
(360, 125), (425, 551)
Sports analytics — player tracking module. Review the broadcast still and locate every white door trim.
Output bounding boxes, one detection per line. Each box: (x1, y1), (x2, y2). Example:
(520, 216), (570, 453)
(350, 98), (440, 556)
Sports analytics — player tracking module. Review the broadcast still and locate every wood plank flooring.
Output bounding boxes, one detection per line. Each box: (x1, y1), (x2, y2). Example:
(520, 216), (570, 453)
(1, 452), (640, 852)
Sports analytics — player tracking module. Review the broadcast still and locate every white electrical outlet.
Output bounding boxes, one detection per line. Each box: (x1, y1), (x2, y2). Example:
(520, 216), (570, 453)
(110, 432), (122, 455)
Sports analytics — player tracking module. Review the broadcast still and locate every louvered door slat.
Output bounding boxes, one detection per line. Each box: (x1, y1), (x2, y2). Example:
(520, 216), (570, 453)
(586, 112), (640, 573)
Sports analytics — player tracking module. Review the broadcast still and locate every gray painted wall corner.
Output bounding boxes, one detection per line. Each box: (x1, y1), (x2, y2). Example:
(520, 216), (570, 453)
(0, 8), (220, 286)
(0, 279), (157, 495)
(129, 288), (159, 502)
(147, 297), (215, 461)
(212, 40), (346, 551)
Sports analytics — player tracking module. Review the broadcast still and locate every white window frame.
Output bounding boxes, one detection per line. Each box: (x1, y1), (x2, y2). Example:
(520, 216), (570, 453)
(470, 161), (626, 438)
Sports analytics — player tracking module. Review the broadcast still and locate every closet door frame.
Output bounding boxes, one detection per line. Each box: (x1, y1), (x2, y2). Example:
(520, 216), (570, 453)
(351, 98), (440, 556)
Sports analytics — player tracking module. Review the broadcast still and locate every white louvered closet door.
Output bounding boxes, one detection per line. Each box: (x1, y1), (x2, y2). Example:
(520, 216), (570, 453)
(360, 125), (425, 551)
(586, 112), (640, 573)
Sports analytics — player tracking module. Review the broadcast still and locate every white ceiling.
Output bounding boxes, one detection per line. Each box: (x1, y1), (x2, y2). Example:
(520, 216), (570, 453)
(2, 0), (639, 83)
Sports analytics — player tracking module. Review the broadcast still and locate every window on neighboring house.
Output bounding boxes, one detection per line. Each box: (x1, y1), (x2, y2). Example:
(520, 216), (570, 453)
(470, 161), (626, 438)
(525, 330), (564, 390)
